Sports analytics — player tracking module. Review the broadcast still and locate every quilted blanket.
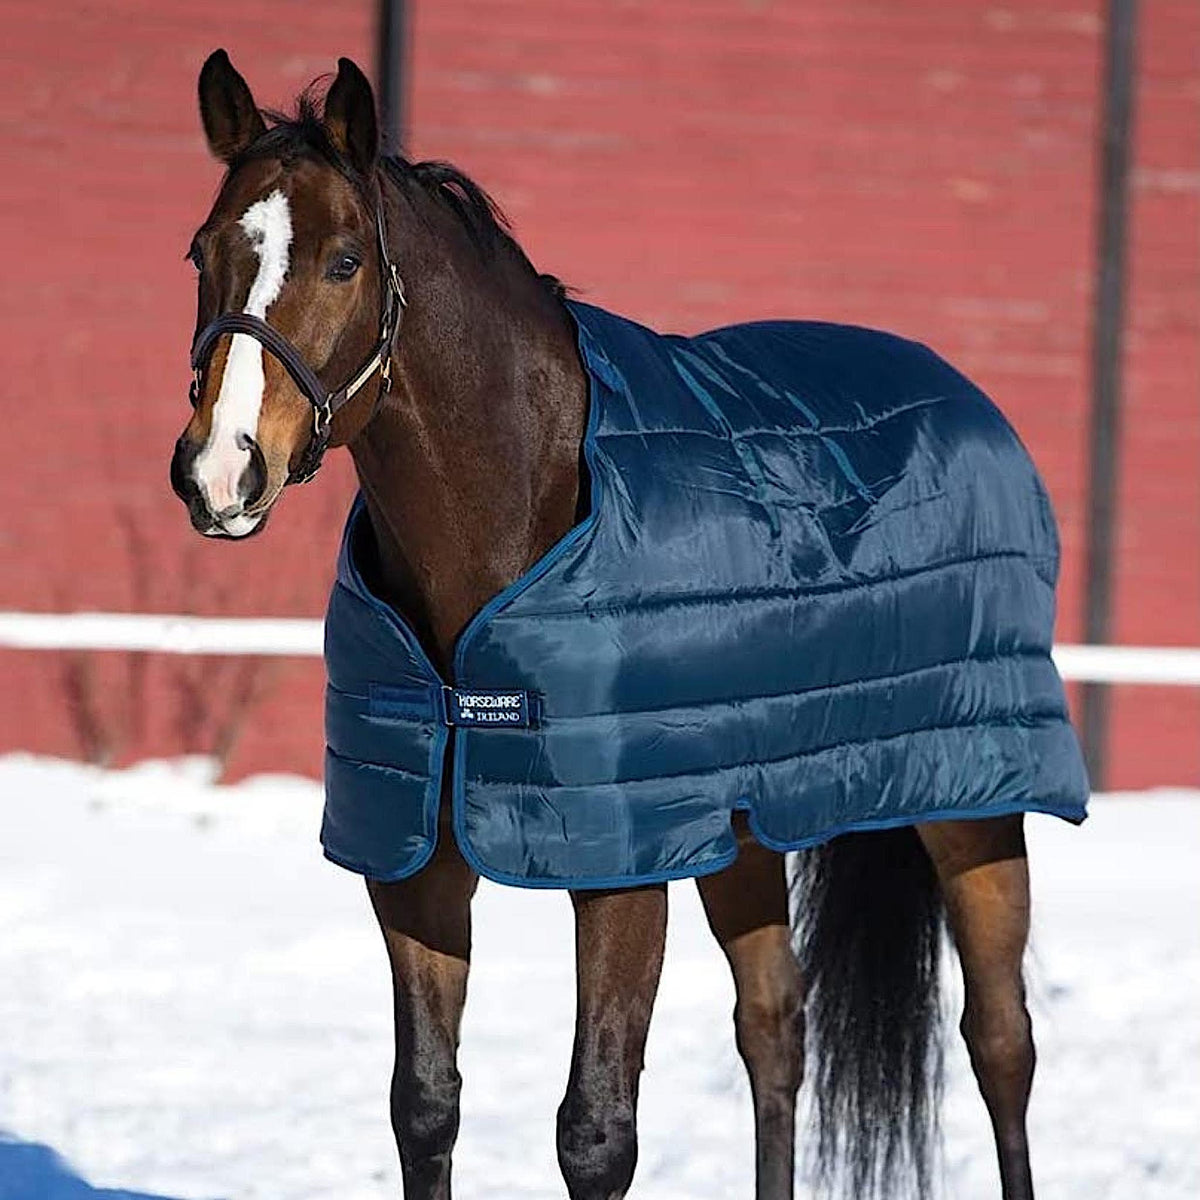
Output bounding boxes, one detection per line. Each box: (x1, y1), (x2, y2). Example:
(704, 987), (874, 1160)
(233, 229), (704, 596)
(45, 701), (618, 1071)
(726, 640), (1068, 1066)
(321, 301), (1088, 888)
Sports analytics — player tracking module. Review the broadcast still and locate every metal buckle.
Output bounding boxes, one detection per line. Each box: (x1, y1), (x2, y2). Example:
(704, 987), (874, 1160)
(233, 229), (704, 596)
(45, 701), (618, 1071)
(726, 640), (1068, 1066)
(289, 404), (331, 486)
(188, 368), (202, 409)
(314, 398), (332, 439)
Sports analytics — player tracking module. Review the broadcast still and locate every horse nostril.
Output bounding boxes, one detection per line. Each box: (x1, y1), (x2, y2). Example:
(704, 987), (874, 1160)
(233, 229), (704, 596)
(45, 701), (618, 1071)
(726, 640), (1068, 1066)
(170, 435), (200, 502)
(238, 434), (268, 509)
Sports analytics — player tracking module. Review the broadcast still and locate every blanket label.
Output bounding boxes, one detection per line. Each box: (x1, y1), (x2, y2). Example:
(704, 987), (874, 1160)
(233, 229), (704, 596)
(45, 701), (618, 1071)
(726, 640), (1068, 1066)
(445, 687), (533, 728)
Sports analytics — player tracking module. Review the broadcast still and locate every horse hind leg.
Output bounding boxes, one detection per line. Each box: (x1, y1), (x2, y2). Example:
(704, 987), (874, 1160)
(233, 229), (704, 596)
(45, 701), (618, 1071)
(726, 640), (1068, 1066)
(917, 814), (1036, 1200)
(557, 883), (668, 1200)
(696, 815), (804, 1200)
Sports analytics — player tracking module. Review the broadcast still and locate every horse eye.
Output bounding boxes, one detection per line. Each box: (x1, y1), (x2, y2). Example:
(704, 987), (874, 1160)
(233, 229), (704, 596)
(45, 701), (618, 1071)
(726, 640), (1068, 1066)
(186, 244), (204, 273)
(328, 253), (361, 282)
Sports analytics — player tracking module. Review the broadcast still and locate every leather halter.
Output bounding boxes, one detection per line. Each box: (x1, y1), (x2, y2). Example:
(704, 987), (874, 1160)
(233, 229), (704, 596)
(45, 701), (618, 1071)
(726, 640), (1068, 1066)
(189, 182), (407, 484)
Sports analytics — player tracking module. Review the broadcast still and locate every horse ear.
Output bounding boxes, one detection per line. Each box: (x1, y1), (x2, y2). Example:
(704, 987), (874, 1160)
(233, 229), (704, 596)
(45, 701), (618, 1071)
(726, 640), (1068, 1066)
(324, 57), (379, 175)
(198, 49), (266, 164)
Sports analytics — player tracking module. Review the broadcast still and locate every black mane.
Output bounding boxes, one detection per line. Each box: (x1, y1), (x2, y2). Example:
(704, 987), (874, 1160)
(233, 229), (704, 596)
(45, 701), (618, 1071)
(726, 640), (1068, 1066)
(235, 88), (566, 298)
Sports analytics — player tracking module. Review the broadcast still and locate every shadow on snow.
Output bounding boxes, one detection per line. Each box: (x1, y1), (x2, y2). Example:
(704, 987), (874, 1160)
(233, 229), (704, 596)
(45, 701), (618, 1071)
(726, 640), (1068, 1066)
(0, 1133), (219, 1200)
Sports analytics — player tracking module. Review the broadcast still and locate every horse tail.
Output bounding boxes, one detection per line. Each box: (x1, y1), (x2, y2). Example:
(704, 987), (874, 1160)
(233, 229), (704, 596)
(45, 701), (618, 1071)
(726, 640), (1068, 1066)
(792, 825), (946, 1198)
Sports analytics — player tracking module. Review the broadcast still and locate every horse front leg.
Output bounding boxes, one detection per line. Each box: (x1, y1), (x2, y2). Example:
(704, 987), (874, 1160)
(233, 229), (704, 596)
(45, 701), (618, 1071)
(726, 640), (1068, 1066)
(557, 884), (668, 1200)
(367, 827), (478, 1200)
(917, 815), (1035, 1200)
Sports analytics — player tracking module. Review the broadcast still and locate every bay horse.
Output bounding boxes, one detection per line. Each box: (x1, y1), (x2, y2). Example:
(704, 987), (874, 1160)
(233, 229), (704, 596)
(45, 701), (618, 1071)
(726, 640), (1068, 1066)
(171, 51), (1043, 1199)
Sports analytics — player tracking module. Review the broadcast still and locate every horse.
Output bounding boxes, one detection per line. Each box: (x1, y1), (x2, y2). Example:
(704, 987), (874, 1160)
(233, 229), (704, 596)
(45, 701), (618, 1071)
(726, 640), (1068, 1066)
(171, 51), (1061, 1200)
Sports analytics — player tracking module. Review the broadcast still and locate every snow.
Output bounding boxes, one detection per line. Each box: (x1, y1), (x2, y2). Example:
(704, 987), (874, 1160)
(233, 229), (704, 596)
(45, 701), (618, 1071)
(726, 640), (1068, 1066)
(1, 754), (1197, 1199)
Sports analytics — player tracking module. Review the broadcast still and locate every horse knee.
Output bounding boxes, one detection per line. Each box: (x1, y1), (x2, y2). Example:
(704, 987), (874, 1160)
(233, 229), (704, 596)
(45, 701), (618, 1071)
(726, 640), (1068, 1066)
(557, 1088), (638, 1199)
(391, 1062), (462, 1169)
(734, 983), (806, 1094)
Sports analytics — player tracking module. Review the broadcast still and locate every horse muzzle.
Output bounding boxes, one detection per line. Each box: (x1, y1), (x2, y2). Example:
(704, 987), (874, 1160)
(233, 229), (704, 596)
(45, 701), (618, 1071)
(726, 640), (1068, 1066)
(171, 432), (272, 538)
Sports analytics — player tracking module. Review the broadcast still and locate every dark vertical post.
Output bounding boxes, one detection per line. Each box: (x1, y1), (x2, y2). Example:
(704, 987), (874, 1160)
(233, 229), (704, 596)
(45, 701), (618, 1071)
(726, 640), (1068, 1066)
(1081, 0), (1138, 789)
(376, 0), (408, 155)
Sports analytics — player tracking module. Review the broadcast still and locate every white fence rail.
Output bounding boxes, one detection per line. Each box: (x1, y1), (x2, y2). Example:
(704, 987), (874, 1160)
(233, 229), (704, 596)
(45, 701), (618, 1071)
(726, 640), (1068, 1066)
(0, 612), (323, 657)
(2, 611), (1200, 686)
(1050, 644), (1200, 686)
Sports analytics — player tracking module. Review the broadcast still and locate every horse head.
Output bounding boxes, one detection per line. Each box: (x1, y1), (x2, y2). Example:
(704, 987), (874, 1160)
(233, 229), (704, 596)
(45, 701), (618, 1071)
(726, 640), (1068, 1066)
(171, 50), (395, 537)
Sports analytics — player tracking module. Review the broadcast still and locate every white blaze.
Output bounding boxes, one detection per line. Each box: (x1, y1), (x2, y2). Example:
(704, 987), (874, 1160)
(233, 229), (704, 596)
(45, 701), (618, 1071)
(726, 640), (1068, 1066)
(194, 190), (293, 522)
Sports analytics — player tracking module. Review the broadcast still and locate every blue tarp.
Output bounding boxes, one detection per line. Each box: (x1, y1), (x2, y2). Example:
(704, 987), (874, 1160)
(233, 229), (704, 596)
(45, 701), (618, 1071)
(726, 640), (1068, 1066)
(321, 301), (1088, 888)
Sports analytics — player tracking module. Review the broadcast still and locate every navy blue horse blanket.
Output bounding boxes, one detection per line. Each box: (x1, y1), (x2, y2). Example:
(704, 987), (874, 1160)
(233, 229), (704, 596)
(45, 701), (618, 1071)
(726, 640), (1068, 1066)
(321, 301), (1088, 888)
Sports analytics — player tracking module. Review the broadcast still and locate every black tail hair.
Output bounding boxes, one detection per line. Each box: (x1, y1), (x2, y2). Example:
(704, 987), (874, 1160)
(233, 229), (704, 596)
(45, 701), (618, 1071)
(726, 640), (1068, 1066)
(793, 826), (946, 1198)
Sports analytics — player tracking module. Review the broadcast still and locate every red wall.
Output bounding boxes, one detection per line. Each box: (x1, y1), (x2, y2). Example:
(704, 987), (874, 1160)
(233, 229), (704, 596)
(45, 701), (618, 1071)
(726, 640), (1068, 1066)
(1, 1), (1196, 786)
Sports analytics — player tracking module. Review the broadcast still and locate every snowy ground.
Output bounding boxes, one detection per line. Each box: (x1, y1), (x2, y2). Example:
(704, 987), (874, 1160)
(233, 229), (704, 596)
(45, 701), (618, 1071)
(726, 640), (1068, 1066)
(0, 754), (1196, 1199)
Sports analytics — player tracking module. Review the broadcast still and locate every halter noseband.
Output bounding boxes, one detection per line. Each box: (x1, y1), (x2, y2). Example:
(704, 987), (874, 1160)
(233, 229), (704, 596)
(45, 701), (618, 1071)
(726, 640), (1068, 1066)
(188, 182), (407, 484)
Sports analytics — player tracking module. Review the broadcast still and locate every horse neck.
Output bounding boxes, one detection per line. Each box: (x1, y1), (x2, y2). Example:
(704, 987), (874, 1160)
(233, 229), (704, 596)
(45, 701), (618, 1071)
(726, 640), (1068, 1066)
(347, 180), (588, 675)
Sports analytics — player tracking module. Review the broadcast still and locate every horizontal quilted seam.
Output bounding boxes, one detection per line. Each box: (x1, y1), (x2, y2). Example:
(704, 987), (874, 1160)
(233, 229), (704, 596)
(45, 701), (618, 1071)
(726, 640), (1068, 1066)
(587, 460), (1053, 528)
(330, 650), (1059, 731)
(464, 710), (1069, 791)
(495, 549), (1055, 620)
(595, 391), (958, 440)
(518, 647), (1056, 723)
(330, 652), (1059, 730)
(326, 745), (431, 782)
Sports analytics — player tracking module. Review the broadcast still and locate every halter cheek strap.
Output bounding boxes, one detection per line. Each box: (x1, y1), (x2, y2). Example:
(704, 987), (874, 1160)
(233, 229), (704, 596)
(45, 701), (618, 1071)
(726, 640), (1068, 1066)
(188, 181), (407, 485)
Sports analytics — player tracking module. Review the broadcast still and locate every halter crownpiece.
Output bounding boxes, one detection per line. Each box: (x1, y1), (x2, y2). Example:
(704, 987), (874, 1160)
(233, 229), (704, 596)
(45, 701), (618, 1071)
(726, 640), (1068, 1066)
(188, 180), (406, 484)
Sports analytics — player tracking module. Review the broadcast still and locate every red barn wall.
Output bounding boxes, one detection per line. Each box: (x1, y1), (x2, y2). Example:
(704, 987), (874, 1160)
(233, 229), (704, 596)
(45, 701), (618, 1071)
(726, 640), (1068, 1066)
(1, 1), (1196, 787)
